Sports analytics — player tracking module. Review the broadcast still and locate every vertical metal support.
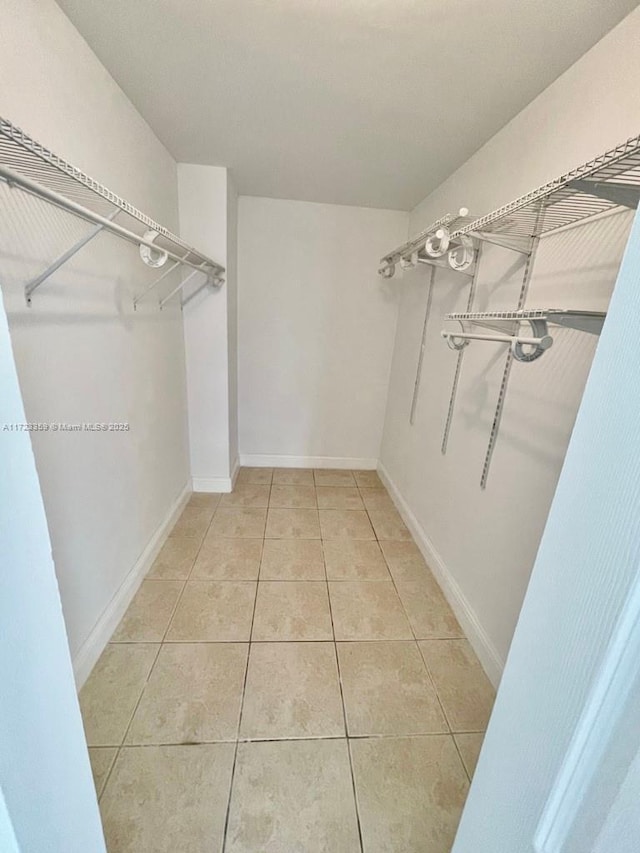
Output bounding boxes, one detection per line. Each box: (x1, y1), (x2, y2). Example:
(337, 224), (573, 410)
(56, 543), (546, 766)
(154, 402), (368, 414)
(479, 203), (545, 488)
(25, 208), (120, 304)
(159, 267), (212, 309)
(441, 245), (483, 453)
(409, 265), (436, 424)
(133, 251), (192, 309)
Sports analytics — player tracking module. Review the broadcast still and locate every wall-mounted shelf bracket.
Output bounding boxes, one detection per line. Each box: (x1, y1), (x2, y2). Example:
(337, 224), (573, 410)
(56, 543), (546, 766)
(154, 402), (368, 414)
(24, 208), (121, 305)
(566, 179), (640, 210)
(468, 231), (534, 255)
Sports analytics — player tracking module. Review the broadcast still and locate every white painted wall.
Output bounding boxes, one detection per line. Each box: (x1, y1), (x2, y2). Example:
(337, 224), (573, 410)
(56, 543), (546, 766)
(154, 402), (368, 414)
(0, 291), (105, 851)
(0, 0), (190, 681)
(238, 196), (408, 467)
(453, 205), (640, 852)
(380, 5), (640, 682)
(178, 163), (238, 489)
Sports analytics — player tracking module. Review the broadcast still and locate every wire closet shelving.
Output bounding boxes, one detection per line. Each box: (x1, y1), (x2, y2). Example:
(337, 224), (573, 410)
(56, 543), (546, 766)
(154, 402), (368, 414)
(0, 117), (225, 307)
(378, 131), (640, 487)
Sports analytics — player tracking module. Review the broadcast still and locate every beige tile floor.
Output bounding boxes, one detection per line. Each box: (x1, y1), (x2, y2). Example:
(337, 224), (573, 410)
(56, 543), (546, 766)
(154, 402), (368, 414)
(80, 468), (496, 853)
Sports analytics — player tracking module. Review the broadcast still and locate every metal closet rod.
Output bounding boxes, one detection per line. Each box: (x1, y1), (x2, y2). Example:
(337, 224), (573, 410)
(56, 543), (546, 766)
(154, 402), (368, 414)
(0, 163), (225, 277)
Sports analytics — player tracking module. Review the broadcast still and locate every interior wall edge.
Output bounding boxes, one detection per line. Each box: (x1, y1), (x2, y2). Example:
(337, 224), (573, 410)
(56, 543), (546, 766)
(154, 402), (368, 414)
(239, 453), (378, 471)
(72, 480), (191, 689)
(192, 473), (236, 494)
(378, 460), (505, 687)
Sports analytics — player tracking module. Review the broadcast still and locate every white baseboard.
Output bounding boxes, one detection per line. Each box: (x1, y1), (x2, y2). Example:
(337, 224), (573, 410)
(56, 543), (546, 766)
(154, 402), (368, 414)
(192, 476), (234, 493)
(72, 481), (191, 689)
(378, 461), (504, 688)
(239, 453), (377, 470)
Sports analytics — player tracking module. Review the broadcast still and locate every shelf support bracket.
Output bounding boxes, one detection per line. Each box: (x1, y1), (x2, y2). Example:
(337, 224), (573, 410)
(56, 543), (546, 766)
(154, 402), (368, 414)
(469, 231), (534, 255)
(566, 180), (640, 210)
(25, 208), (120, 305)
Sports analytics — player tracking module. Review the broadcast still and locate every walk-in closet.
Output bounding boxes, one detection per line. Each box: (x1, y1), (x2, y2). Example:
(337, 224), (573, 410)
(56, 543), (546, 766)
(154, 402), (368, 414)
(2, 2), (640, 852)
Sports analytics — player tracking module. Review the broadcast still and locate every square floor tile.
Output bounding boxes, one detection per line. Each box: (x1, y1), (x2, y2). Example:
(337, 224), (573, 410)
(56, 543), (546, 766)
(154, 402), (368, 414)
(265, 508), (320, 538)
(208, 508), (267, 538)
(272, 468), (314, 485)
(353, 470), (383, 488)
(111, 581), (183, 642)
(226, 740), (360, 852)
(337, 641), (446, 736)
(80, 644), (158, 746)
(419, 640), (495, 732)
(367, 508), (411, 540)
(252, 582), (333, 641)
(88, 747), (117, 798)
(166, 582), (256, 642)
(313, 469), (356, 487)
(100, 744), (235, 853)
(260, 539), (325, 580)
(323, 539), (390, 580)
(379, 540), (430, 583)
(237, 467), (273, 485)
(240, 642), (344, 739)
(269, 484), (317, 508)
(147, 537), (200, 580)
(169, 506), (214, 540)
(351, 736), (468, 853)
(454, 732), (485, 778)
(127, 643), (248, 744)
(192, 538), (262, 580)
(187, 492), (221, 510)
(359, 488), (395, 512)
(316, 486), (363, 510)
(319, 509), (375, 540)
(396, 577), (463, 639)
(219, 483), (271, 508)
(329, 581), (413, 640)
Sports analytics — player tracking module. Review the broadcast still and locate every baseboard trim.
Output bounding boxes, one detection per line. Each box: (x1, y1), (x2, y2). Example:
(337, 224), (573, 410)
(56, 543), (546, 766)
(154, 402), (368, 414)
(239, 453), (377, 470)
(378, 461), (504, 687)
(72, 481), (191, 689)
(192, 476), (234, 493)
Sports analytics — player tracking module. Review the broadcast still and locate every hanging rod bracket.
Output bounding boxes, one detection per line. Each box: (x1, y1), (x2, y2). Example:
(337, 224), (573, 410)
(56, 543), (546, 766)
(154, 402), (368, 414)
(441, 327), (553, 362)
(566, 179), (640, 210)
(417, 256), (476, 277)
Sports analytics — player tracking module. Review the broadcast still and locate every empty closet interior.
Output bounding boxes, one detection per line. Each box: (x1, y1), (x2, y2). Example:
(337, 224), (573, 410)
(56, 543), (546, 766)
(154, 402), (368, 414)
(2, 1), (640, 852)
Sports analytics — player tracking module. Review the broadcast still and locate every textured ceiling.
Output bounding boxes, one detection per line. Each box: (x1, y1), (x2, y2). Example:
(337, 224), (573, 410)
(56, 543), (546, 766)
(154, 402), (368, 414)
(56, 0), (637, 210)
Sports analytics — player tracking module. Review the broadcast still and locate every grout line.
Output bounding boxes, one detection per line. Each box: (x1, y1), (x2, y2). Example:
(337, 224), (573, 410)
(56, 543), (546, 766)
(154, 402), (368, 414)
(325, 546), (365, 853)
(221, 544), (261, 852)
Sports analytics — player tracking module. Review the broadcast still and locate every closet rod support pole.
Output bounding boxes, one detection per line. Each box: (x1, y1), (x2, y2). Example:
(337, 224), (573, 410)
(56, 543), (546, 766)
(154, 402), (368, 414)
(25, 208), (120, 304)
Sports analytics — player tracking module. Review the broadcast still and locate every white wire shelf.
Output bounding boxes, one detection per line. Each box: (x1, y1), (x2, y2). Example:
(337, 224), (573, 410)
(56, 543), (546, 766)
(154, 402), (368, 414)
(0, 116), (225, 305)
(452, 135), (640, 242)
(441, 308), (606, 365)
(446, 309), (606, 335)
